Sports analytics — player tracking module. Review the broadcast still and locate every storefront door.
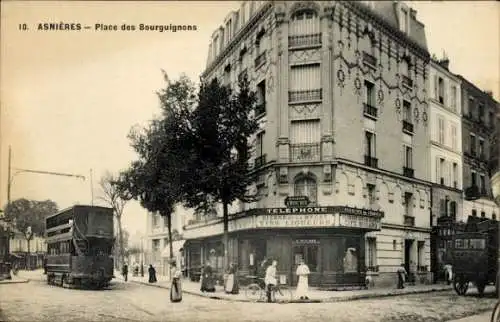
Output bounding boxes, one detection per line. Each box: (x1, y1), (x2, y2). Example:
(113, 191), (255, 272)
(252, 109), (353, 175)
(291, 239), (320, 286)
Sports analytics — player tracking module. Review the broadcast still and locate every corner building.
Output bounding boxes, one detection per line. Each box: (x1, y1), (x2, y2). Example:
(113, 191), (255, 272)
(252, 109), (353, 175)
(184, 1), (432, 288)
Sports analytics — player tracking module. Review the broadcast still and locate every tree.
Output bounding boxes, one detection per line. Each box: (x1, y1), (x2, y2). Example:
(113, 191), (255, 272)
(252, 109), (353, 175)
(182, 75), (258, 270)
(117, 73), (196, 274)
(98, 171), (129, 267)
(4, 198), (58, 255)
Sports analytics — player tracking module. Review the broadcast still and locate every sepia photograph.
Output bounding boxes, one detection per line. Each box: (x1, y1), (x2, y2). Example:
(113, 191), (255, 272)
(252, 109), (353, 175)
(0, 1), (499, 321)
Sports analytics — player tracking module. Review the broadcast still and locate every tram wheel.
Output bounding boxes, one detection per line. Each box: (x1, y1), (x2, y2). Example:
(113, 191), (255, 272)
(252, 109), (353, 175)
(454, 280), (469, 296)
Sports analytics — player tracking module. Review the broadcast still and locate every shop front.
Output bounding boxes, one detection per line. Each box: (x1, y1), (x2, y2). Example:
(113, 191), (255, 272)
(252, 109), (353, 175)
(183, 206), (384, 288)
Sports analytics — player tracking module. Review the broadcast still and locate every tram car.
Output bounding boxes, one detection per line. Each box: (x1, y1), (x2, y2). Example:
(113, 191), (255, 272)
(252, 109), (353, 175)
(451, 216), (498, 297)
(45, 205), (114, 289)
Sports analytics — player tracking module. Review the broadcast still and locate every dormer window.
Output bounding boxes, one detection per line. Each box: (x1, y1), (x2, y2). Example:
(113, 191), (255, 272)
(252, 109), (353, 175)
(225, 19), (232, 44)
(399, 7), (409, 33)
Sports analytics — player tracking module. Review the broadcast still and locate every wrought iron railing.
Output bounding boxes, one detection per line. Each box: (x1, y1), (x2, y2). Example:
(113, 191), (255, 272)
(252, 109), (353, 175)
(404, 215), (415, 227)
(288, 89), (322, 103)
(254, 51), (267, 68)
(363, 103), (377, 118)
(364, 155), (378, 168)
(403, 166), (414, 178)
(402, 75), (413, 88)
(290, 143), (321, 162)
(288, 33), (322, 48)
(363, 52), (377, 67)
(254, 154), (267, 168)
(402, 120), (414, 133)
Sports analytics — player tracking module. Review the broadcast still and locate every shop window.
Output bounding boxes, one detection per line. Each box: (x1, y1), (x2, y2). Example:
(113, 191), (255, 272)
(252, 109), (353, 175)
(417, 241), (425, 268)
(343, 237), (359, 273)
(293, 244), (318, 272)
(366, 237), (377, 269)
(294, 176), (318, 204)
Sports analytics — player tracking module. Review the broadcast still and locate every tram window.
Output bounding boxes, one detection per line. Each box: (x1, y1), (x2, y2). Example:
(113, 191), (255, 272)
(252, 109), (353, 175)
(469, 239), (485, 249)
(455, 239), (465, 249)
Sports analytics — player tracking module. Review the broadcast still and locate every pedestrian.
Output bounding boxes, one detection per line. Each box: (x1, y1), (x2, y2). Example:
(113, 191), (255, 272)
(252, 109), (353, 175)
(444, 264), (453, 285)
(295, 259), (310, 300)
(170, 261), (182, 303)
(409, 260), (417, 285)
(122, 263), (128, 282)
(200, 261), (215, 292)
(397, 264), (407, 289)
(265, 260), (278, 303)
(224, 263), (239, 294)
(148, 264), (157, 283)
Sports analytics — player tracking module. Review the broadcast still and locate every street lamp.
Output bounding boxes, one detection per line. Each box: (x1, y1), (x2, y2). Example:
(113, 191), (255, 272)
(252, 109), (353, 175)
(25, 226), (33, 270)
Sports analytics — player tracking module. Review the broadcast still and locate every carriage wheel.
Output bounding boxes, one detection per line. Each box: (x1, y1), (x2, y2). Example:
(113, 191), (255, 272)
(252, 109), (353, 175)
(454, 280), (469, 296)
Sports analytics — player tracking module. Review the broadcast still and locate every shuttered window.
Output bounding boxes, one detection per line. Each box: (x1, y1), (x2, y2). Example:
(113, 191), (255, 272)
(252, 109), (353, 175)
(290, 120), (321, 143)
(438, 117), (445, 144)
(451, 124), (457, 151)
(289, 64), (321, 91)
(290, 9), (320, 36)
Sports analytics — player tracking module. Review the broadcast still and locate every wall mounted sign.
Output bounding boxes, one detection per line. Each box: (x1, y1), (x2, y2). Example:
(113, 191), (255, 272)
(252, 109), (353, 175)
(284, 196), (310, 207)
(339, 214), (380, 230)
(256, 214), (336, 228)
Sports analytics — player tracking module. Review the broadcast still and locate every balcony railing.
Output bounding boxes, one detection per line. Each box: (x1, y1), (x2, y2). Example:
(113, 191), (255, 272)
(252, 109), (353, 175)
(402, 75), (413, 88)
(470, 149), (476, 156)
(362, 52), (377, 68)
(254, 154), (267, 168)
(364, 155), (378, 168)
(254, 51), (267, 68)
(402, 120), (414, 134)
(403, 167), (414, 178)
(288, 89), (322, 103)
(481, 187), (488, 196)
(255, 103), (266, 116)
(290, 143), (321, 162)
(288, 33), (322, 48)
(363, 103), (378, 118)
(404, 215), (415, 227)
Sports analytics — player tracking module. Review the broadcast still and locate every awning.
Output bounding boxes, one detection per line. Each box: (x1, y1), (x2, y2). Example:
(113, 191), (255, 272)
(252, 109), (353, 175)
(161, 239), (186, 258)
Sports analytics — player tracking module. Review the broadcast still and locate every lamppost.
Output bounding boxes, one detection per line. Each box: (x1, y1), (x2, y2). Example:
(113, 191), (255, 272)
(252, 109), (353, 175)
(25, 226), (33, 270)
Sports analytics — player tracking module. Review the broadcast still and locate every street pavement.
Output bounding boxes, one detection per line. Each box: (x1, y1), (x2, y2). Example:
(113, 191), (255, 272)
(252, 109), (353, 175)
(0, 270), (497, 322)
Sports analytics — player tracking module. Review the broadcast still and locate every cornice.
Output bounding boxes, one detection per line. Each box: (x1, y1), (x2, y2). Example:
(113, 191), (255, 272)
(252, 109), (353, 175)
(202, 2), (274, 79)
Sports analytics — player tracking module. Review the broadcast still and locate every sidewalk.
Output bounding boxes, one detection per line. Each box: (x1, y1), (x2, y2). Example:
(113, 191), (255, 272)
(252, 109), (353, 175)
(117, 270), (453, 303)
(0, 272), (29, 284)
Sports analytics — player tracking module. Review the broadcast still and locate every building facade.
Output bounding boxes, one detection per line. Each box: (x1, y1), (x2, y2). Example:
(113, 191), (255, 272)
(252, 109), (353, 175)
(459, 76), (499, 220)
(184, 0), (433, 288)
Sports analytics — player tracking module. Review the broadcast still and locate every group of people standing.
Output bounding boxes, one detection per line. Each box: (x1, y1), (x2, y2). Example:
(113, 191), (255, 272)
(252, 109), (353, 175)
(199, 261), (239, 294)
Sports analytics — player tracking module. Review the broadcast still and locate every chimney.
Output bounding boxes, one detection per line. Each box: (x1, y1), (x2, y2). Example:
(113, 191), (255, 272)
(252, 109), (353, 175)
(438, 58), (450, 70)
(485, 91), (493, 97)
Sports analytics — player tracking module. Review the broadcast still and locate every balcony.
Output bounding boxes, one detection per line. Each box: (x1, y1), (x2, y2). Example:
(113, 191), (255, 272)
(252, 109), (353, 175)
(481, 187), (488, 196)
(362, 52), (377, 68)
(254, 154), (267, 168)
(288, 89), (322, 103)
(289, 33), (322, 48)
(403, 166), (414, 178)
(402, 75), (413, 89)
(255, 103), (266, 116)
(464, 185), (480, 201)
(254, 51), (267, 69)
(290, 143), (321, 162)
(363, 103), (378, 119)
(404, 215), (415, 227)
(364, 155), (378, 168)
(402, 120), (414, 134)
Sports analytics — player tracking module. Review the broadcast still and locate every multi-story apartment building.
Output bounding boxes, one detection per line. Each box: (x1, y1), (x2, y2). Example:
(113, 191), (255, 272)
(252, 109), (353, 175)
(459, 75), (499, 221)
(144, 208), (189, 276)
(183, 0), (432, 288)
(427, 57), (463, 280)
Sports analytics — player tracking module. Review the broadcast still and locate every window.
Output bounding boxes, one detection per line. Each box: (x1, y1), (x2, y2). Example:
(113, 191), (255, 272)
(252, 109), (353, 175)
(367, 184), (376, 206)
(438, 117), (445, 144)
(479, 138), (484, 157)
(493, 213), (497, 220)
(366, 237), (377, 269)
(450, 124), (457, 150)
(152, 214), (159, 227)
(449, 201), (457, 220)
(479, 104), (484, 121)
(256, 131), (264, 158)
(489, 111), (494, 127)
(364, 81), (375, 107)
(450, 85), (457, 111)
(256, 80), (266, 115)
(399, 8), (408, 33)
(213, 35), (219, 57)
(294, 176), (317, 204)
(225, 19), (232, 44)
(439, 199), (446, 217)
(438, 77), (444, 104)
(255, 31), (268, 56)
(401, 59), (409, 77)
(290, 9), (320, 36)
(470, 134), (476, 155)
(365, 131), (376, 157)
(163, 238), (169, 248)
(472, 209), (477, 217)
(404, 145), (413, 168)
(471, 171), (477, 187)
(290, 120), (321, 162)
(452, 163), (458, 188)
(417, 241), (425, 269)
(403, 100), (412, 122)
(439, 158), (445, 185)
(223, 65), (231, 85)
(289, 64), (321, 101)
(480, 175), (486, 193)
(152, 239), (160, 252)
(404, 192), (413, 216)
(481, 211), (486, 218)
(468, 97), (474, 117)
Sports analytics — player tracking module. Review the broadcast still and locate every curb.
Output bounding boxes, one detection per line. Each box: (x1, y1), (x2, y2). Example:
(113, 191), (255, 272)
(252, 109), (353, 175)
(124, 278), (452, 304)
(0, 278), (29, 285)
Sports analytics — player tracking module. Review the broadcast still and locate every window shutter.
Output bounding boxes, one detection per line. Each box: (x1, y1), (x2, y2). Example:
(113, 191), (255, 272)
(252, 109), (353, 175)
(436, 157), (440, 183)
(434, 75), (439, 99)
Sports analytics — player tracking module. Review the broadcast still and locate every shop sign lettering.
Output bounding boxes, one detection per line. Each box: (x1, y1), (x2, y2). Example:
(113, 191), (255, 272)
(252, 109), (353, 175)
(337, 207), (383, 217)
(267, 207), (329, 214)
(339, 214), (380, 230)
(294, 239), (320, 244)
(256, 214), (336, 228)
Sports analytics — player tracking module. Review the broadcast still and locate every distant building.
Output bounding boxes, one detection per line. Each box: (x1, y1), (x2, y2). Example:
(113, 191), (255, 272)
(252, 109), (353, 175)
(183, 1), (433, 288)
(9, 228), (46, 269)
(458, 75), (499, 220)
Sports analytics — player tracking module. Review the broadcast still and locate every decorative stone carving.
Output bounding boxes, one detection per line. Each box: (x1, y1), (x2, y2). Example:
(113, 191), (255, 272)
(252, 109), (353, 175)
(323, 165), (332, 182)
(388, 192), (394, 203)
(289, 49), (321, 64)
(348, 183), (355, 195)
(290, 103), (320, 119)
(337, 69), (346, 88)
(278, 167), (288, 184)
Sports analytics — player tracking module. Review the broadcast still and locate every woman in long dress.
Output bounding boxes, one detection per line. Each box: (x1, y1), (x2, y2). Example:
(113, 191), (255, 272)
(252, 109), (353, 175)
(224, 263), (239, 294)
(295, 259), (310, 300)
(200, 261), (215, 292)
(170, 262), (182, 302)
(148, 264), (157, 283)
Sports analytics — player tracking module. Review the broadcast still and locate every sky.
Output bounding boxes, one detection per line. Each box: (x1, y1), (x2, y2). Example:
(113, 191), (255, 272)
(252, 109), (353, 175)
(1, 1), (499, 239)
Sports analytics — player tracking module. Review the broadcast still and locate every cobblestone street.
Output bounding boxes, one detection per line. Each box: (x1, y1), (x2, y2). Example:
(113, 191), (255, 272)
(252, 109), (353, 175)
(0, 272), (497, 322)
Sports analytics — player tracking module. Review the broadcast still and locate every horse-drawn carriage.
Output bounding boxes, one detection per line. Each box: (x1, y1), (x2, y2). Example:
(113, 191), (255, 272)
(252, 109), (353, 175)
(451, 216), (498, 297)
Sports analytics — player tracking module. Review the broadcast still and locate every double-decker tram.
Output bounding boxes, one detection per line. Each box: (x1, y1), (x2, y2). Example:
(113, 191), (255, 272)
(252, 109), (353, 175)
(45, 205), (114, 289)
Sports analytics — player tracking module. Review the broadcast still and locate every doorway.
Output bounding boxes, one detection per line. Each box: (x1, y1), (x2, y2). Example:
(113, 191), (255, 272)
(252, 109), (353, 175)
(404, 239), (413, 274)
(292, 241), (319, 286)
